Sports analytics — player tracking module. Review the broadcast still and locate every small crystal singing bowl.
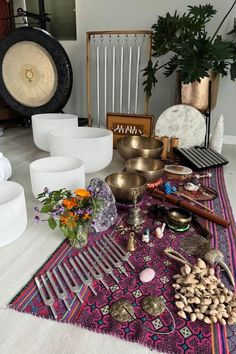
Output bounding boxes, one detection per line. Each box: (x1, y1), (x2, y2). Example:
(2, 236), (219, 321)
(167, 208), (192, 227)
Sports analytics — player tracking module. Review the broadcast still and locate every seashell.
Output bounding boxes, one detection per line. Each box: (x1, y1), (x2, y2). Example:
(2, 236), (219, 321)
(219, 318), (226, 326)
(225, 296), (233, 303)
(193, 297), (201, 304)
(184, 306), (193, 313)
(197, 283), (205, 291)
(173, 274), (180, 279)
(192, 266), (201, 274)
(228, 317), (236, 325)
(229, 310), (236, 318)
(175, 301), (185, 310)
(190, 313), (197, 322)
(196, 313), (204, 320)
(221, 312), (229, 318)
(172, 283), (181, 289)
(203, 316), (211, 324)
(184, 264), (191, 275)
(209, 309), (218, 316)
(200, 305), (208, 313)
(202, 298), (212, 306)
(178, 310), (187, 319)
(139, 268), (155, 283)
(219, 295), (225, 303)
(210, 315), (218, 324)
(209, 268), (215, 276)
(197, 259), (207, 269)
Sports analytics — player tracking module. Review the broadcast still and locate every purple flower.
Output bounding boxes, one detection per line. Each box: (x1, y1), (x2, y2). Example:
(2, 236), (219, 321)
(34, 206), (40, 212)
(34, 215), (41, 224)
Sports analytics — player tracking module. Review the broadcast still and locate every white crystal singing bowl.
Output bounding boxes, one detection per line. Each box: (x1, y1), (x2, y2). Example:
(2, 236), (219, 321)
(49, 127), (113, 173)
(32, 113), (78, 152)
(0, 181), (27, 247)
(30, 156), (85, 198)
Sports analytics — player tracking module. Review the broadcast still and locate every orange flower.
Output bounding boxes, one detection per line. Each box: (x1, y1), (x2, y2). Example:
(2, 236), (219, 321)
(82, 213), (90, 220)
(63, 198), (77, 209)
(60, 212), (78, 229)
(74, 189), (91, 198)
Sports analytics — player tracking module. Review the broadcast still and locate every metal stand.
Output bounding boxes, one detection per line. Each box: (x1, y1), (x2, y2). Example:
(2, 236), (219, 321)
(203, 81), (212, 148)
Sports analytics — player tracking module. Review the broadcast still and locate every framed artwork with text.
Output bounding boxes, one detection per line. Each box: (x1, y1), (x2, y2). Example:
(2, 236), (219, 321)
(106, 112), (154, 147)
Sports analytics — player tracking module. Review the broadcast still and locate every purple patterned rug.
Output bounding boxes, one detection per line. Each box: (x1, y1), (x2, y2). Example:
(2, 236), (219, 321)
(9, 167), (236, 354)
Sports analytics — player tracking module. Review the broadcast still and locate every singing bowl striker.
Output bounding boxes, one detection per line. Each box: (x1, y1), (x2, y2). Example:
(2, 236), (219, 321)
(105, 172), (147, 202)
(125, 157), (164, 181)
(117, 136), (163, 160)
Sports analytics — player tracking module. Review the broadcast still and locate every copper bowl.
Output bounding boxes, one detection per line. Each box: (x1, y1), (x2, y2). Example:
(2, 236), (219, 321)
(105, 172), (147, 202)
(125, 157), (164, 181)
(117, 136), (163, 160)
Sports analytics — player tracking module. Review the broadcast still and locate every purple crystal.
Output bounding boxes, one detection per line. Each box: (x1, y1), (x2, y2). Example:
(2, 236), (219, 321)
(88, 178), (117, 232)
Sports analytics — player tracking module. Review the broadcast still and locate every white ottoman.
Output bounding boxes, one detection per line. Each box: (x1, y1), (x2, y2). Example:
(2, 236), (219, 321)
(49, 127), (113, 173)
(0, 181), (27, 247)
(30, 156), (85, 197)
(32, 113), (78, 151)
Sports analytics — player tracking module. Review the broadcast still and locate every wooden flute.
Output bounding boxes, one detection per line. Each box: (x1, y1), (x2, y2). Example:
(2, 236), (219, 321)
(148, 188), (230, 228)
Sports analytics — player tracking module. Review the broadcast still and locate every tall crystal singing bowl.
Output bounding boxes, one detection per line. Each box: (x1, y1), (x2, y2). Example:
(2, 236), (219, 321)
(125, 157), (164, 181)
(105, 172), (147, 202)
(117, 136), (163, 160)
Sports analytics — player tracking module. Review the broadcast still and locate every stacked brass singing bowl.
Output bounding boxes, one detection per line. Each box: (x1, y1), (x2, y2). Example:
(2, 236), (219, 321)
(105, 172), (147, 202)
(125, 157), (164, 181)
(117, 136), (163, 160)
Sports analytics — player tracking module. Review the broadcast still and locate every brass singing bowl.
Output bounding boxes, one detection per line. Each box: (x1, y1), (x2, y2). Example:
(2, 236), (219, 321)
(167, 208), (192, 226)
(125, 157), (164, 181)
(117, 136), (163, 160)
(105, 172), (147, 202)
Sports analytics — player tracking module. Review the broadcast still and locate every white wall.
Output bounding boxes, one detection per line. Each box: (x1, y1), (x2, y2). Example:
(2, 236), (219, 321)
(61, 0), (236, 137)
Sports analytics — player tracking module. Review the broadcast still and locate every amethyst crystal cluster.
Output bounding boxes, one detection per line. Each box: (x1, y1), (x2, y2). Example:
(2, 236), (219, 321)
(88, 178), (117, 232)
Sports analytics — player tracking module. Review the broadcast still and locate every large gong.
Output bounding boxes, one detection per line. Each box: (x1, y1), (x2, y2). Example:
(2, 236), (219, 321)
(0, 27), (73, 116)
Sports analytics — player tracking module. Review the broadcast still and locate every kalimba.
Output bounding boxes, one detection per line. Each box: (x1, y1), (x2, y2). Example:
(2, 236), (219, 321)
(174, 147), (229, 171)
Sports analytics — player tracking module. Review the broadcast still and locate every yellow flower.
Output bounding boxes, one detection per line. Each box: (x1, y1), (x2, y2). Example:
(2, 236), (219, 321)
(74, 189), (91, 198)
(60, 212), (78, 229)
(63, 198), (77, 209)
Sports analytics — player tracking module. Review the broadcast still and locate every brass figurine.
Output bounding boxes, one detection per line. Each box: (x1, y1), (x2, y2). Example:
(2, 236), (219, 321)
(126, 232), (137, 252)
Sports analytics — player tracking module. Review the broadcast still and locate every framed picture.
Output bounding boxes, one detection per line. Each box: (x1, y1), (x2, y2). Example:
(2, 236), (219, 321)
(106, 112), (154, 147)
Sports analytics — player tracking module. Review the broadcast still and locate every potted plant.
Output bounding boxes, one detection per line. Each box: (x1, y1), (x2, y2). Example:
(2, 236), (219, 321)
(143, 2), (236, 111)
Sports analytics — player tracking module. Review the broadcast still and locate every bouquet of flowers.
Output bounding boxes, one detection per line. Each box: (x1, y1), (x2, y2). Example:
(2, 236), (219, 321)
(35, 187), (103, 247)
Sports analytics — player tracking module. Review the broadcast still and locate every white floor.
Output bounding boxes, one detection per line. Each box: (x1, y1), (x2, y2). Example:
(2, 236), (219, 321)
(0, 128), (235, 354)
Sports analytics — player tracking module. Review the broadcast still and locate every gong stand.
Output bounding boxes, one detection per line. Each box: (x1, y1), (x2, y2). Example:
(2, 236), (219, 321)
(16, 0), (50, 30)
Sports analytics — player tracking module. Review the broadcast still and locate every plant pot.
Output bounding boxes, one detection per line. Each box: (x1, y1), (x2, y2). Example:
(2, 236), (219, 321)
(178, 72), (220, 112)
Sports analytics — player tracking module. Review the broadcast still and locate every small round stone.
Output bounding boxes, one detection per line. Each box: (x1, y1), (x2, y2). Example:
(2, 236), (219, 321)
(140, 268), (155, 283)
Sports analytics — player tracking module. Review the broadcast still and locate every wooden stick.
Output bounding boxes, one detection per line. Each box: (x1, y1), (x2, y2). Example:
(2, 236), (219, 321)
(174, 191), (214, 213)
(149, 189), (230, 228)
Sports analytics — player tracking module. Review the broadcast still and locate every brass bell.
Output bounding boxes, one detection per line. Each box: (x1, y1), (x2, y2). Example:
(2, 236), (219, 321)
(110, 299), (135, 322)
(126, 232), (137, 252)
(142, 296), (166, 316)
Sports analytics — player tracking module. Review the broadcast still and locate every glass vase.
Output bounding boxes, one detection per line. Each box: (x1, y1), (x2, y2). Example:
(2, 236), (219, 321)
(70, 224), (88, 248)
